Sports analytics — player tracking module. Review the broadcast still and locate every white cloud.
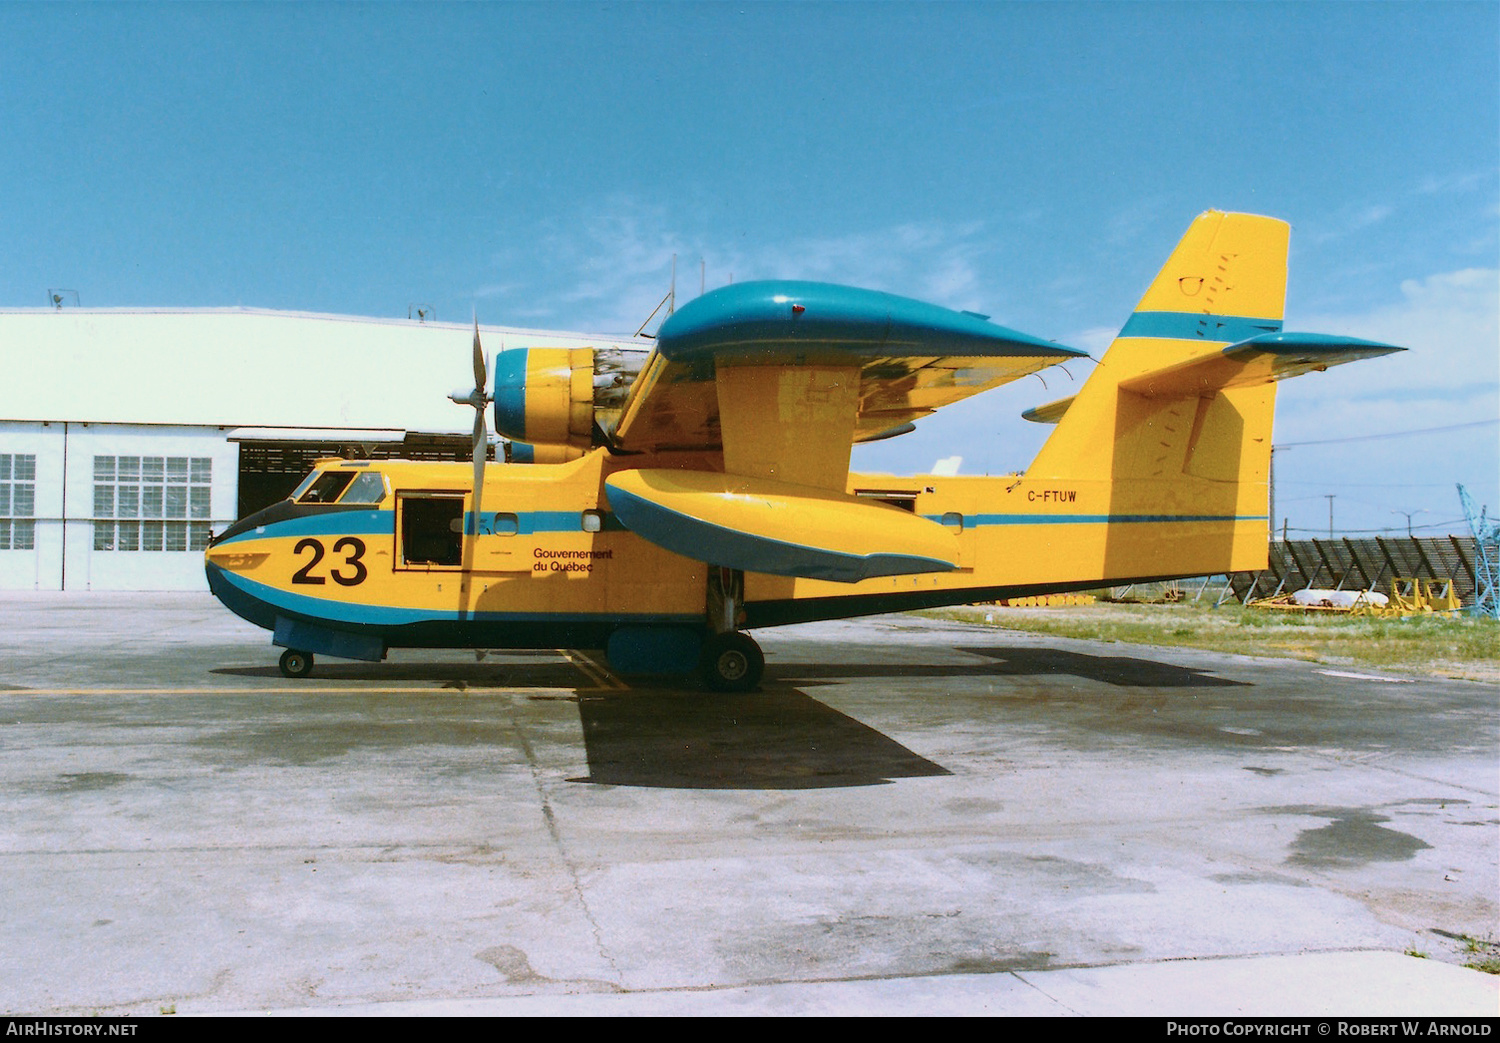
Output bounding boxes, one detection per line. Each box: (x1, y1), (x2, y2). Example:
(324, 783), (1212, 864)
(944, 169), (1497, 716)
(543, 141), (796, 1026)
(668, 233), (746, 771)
(1273, 267), (1499, 533)
(1303, 201), (1398, 245)
(1284, 267), (1499, 414)
(1416, 170), (1494, 196)
(477, 197), (1006, 334)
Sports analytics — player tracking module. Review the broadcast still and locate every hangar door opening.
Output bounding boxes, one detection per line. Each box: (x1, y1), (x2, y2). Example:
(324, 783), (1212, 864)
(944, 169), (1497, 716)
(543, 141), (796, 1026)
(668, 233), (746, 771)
(230, 430), (493, 520)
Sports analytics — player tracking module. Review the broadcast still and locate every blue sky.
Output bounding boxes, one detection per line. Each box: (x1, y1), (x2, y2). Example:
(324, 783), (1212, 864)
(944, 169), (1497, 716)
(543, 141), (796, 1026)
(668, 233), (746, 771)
(2, 2), (1496, 536)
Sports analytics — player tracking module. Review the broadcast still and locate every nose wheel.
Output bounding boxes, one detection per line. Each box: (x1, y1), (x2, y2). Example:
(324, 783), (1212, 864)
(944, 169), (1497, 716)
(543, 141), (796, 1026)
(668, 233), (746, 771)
(278, 649), (315, 678)
(699, 632), (764, 693)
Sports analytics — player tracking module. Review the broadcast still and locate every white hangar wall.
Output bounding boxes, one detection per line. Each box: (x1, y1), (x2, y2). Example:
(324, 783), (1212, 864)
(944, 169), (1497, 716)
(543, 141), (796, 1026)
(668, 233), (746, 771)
(0, 308), (639, 590)
(0, 421), (237, 591)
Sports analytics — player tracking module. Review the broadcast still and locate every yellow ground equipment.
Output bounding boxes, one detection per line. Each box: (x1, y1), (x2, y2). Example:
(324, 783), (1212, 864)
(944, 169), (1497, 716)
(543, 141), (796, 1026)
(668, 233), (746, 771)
(991, 594), (1097, 608)
(1379, 578), (1462, 616)
(1250, 580), (1461, 617)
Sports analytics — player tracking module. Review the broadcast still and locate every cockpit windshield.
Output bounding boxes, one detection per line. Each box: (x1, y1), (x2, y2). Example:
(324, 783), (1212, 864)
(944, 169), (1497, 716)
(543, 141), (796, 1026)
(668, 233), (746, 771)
(338, 471), (388, 505)
(291, 469), (389, 506)
(297, 471), (356, 504)
(288, 471), (321, 502)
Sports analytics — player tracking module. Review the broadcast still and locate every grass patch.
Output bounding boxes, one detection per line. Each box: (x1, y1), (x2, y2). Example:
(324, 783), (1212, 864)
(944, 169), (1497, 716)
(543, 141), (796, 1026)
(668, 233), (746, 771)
(1459, 935), (1500, 975)
(920, 601), (1500, 682)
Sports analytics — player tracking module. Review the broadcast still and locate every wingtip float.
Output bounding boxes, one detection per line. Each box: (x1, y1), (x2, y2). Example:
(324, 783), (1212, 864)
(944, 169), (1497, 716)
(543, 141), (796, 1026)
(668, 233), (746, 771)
(206, 211), (1405, 691)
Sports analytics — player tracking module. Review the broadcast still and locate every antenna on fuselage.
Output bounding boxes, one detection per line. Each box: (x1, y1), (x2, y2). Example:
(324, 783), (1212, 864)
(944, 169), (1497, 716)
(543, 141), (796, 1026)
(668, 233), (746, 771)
(634, 254), (677, 339)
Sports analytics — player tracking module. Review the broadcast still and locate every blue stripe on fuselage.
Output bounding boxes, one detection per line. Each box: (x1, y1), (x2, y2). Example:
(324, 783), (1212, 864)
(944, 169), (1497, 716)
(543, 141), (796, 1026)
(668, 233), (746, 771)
(465, 510), (626, 536)
(923, 512), (1267, 526)
(220, 508), (625, 544)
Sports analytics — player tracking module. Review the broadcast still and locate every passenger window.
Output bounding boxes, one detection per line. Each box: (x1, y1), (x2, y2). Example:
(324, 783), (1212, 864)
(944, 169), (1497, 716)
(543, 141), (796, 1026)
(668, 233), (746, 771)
(942, 512), (964, 532)
(298, 471), (356, 504)
(492, 512), (519, 536)
(339, 472), (388, 505)
(581, 510), (603, 533)
(400, 495), (465, 567)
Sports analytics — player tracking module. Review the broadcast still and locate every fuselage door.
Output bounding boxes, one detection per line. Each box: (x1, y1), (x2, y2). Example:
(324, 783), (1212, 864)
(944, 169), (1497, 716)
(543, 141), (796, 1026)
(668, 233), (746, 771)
(396, 492), (466, 570)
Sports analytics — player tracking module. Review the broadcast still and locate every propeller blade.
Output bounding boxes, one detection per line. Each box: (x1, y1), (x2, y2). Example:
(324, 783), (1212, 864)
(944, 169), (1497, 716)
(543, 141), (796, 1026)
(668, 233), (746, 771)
(472, 315), (486, 397)
(472, 409), (486, 532)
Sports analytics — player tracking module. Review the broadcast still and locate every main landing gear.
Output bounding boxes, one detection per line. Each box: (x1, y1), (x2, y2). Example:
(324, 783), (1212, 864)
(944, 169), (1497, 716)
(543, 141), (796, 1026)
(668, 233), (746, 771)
(278, 649), (315, 678)
(699, 564), (763, 692)
(698, 630), (764, 693)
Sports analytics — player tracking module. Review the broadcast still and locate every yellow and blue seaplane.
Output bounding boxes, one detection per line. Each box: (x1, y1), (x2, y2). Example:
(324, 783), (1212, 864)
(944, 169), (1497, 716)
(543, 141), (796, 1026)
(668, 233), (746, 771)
(205, 212), (1402, 690)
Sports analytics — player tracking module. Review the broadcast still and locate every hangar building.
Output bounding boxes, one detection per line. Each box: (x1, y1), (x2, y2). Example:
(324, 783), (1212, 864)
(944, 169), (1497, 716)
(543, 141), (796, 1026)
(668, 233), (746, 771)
(0, 308), (635, 591)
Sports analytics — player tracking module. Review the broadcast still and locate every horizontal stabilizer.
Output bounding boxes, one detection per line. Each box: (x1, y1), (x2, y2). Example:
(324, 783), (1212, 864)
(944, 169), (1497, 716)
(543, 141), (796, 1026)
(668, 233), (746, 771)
(605, 469), (960, 583)
(1022, 333), (1401, 423)
(1021, 396), (1074, 424)
(1117, 332), (1404, 398)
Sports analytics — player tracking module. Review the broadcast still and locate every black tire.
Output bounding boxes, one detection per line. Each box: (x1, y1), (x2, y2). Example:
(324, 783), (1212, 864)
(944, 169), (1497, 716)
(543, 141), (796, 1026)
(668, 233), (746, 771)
(278, 649), (314, 678)
(699, 632), (764, 693)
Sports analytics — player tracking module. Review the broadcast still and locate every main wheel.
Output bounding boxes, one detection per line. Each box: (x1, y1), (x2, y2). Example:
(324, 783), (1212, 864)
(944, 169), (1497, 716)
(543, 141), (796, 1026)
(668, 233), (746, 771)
(278, 649), (314, 678)
(699, 632), (764, 693)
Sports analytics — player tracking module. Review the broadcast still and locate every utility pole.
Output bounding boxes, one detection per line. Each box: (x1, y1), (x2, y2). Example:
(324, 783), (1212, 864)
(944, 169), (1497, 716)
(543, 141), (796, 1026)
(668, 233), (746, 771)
(1391, 509), (1426, 537)
(1268, 447), (1276, 542)
(1325, 495), (1336, 538)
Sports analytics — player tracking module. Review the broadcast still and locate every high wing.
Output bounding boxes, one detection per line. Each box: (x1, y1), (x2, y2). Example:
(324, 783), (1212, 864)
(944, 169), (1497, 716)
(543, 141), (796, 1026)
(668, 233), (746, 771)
(607, 281), (1084, 459)
(600, 281), (1085, 583)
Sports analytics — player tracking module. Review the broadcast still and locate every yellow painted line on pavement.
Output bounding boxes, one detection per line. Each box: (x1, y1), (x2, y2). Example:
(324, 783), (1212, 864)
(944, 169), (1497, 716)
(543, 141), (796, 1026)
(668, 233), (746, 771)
(1, 649), (632, 697)
(0, 686), (602, 697)
(558, 649), (630, 690)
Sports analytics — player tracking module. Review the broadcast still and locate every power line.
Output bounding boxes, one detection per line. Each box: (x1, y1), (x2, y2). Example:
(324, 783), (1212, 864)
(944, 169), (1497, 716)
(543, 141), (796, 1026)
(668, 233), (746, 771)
(1281, 516), (1468, 536)
(1274, 418), (1498, 449)
(1277, 481), (1480, 489)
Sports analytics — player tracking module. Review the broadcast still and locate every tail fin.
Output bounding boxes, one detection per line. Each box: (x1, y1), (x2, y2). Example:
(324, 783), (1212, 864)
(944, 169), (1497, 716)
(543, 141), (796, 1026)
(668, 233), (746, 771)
(1027, 211), (1400, 486)
(1020, 211), (1401, 577)
(1027, 211), (1290, 484)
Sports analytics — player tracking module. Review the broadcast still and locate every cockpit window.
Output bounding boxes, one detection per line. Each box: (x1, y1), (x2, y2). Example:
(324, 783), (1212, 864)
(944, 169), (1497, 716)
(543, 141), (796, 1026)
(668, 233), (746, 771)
(297, 471), (356, 504)
(288, 471), (320, 502)
(338, 472), (388, 505)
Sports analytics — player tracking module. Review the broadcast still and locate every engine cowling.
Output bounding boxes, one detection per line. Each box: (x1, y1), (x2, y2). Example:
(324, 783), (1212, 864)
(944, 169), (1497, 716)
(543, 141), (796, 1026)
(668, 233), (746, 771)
(492, 346), (647, 455)
(492, 347), (597, 450)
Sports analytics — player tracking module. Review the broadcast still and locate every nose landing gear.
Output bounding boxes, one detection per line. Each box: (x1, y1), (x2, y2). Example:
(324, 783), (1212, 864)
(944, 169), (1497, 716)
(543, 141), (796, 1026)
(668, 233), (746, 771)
(278, 649), (315, 678)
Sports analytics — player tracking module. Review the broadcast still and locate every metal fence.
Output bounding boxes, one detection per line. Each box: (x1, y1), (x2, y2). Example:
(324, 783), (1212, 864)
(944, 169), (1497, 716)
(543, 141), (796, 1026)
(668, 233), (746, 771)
(1225, 537), (1481, 604)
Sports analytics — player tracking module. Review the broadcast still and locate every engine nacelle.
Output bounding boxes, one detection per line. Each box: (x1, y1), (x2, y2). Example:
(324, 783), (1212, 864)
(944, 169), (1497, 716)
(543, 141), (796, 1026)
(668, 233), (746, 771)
(492, 345), (647, 455)
(492, 347), (597, 450)
(505, 441), (587, 464)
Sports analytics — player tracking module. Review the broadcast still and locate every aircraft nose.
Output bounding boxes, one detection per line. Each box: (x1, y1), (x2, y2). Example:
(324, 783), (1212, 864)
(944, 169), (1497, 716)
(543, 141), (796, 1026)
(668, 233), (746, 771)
(204, 544), (270, 574)
(210, 503), (282, 547)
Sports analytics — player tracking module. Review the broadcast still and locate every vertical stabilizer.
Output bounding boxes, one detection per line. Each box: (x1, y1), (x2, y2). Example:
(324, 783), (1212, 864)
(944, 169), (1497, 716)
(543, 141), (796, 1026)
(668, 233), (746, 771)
(1027, 211), (1289, 485)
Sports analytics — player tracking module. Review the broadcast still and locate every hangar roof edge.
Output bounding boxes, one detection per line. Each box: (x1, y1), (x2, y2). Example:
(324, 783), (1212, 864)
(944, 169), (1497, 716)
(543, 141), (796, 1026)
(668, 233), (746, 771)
(0, 305), (638, 343)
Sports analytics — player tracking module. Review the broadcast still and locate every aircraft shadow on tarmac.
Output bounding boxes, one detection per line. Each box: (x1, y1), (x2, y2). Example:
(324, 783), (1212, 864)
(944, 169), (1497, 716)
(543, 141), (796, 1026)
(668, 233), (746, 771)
(212, 654), (587, 688)
(570, 685), (951, 789)
(564, 644), (1244, 788)
(212, 658), (947, 790)
(208, 645), (1241, 789)
(772, 646), (1249, 689)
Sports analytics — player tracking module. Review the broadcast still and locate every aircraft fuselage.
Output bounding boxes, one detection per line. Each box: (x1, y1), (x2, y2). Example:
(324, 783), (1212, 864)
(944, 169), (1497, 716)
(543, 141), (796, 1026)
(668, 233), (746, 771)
(205, 447), (1269, 661)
